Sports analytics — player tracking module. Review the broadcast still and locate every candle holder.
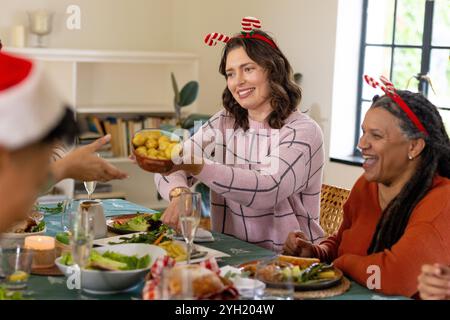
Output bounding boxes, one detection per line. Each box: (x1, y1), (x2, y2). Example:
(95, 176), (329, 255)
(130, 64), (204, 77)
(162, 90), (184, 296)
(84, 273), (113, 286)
(27, 10), (54, 48)
(24, 235), (56, 269)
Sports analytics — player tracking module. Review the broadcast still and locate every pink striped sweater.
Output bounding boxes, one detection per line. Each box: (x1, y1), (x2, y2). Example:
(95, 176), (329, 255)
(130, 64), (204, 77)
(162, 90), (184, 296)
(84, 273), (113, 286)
(155, 109), (325, 252)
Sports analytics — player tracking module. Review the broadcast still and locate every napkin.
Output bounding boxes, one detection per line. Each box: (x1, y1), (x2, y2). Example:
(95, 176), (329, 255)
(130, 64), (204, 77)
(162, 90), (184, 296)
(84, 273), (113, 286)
(173, 228), (214, 243)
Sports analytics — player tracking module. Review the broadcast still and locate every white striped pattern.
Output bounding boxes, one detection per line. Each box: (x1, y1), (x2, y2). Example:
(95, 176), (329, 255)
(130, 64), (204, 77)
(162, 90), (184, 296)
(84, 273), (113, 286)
(204, 32), (231, 46)
(241, 16), (262, 32)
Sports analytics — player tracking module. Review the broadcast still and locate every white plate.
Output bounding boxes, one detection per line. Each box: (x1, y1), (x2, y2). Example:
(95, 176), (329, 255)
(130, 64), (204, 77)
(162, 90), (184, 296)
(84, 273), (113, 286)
(173, 228), (215, 243)
(55, 243), (166, 294)
(93, 235), (229, 264)
(219, 265), (265, 299)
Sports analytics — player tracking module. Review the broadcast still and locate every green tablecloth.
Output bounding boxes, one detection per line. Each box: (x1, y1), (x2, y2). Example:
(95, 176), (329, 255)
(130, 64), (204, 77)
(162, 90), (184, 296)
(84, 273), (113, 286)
(26, 199), (407, 300)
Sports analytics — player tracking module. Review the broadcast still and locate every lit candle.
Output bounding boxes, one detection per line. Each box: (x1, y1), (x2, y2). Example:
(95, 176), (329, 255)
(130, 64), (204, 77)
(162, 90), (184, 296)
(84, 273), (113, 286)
(24, 236), (56, 269)
(24, 236), (55, 250)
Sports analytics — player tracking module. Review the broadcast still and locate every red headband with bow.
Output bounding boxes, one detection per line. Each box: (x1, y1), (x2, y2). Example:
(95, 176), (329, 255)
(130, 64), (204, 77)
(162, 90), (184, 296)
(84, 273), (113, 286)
(204, 16), (277, 49)
(364, 75), (429, 136)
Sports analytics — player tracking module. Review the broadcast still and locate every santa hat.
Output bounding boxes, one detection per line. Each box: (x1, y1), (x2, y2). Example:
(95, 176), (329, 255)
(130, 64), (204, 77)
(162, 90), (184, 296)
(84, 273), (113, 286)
(0, 52), (66, 150)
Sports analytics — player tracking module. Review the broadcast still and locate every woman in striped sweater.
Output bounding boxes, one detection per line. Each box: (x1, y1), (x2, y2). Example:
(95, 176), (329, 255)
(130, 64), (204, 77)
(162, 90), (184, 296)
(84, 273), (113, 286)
(154, 29), (325, 252)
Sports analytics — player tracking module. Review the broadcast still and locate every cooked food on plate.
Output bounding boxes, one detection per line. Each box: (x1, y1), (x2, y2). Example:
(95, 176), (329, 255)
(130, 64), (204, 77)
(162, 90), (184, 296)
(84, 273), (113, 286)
(241, 255), (341, 287)
(167, 265), (225, 298)
(107, 212), (163, 234)
(144, 264), (238, 300)
(5, 217), (45, 234)
(157, 241), (187, 262)
(278, 255), (320, 269)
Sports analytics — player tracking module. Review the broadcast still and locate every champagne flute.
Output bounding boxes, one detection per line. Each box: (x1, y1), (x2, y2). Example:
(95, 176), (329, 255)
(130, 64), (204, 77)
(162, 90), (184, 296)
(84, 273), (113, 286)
(83, 181), (97, 200)
(178, 192), (201, 265)
(70, 207), (94, 292)
(83, 153), (100, 200)
(71, 208), (94, 268)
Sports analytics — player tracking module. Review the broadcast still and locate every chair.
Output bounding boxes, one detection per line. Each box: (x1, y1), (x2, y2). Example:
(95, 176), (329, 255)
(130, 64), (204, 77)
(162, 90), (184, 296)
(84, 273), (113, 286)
(192, 182), (351, 234)
(319, 184), (351, 237)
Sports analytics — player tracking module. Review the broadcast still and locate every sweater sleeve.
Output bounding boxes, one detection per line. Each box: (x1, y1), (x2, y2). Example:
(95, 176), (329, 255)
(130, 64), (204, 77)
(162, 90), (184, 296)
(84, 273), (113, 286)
(194, 121), (323, 211)
(333, 221), (449, 297)
(311, 192), (353, 263)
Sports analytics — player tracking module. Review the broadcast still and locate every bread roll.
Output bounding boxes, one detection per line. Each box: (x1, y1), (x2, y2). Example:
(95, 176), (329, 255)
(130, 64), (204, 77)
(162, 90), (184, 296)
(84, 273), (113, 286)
(167, 265), (224, 298)
(278, 255), (320, 269)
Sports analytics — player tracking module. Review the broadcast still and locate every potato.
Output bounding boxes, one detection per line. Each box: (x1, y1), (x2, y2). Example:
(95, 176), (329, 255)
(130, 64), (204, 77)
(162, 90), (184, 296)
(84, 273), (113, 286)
(134, 130), (182, 161)
(132, 133), (147, 147)
(145, 138), (158, 149)
(147, 148), (158, 158)
(136, 146), (147, 157)
(165, 147), (173, 159)
(158, 135), (170, 144)
(145, 130), (161, 138)
(158, 141), (170, 151)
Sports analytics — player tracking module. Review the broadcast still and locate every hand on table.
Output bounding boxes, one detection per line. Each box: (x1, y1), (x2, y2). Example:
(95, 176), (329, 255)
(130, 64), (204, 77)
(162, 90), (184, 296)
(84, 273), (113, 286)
(418, 264), (450, 300)
(161, 197), (182, 231)
(282, 231), (314, 257)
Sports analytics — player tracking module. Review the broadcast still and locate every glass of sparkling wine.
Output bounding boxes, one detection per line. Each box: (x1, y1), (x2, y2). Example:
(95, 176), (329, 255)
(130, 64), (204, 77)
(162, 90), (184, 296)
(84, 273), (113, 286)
(70, 208), (94, 291)
(84, 181), (97, 200)
(83, 153), (100, 200)
(178, 192), (201, 264)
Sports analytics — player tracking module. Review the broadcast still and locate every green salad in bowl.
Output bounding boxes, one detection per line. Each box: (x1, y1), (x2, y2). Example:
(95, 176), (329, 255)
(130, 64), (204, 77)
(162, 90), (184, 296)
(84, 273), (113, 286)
(55, 243), (166, 294)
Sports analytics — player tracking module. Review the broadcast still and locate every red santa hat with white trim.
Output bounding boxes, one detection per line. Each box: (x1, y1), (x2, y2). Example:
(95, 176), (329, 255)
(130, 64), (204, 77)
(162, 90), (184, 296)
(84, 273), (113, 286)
(0, 52), (66, 150)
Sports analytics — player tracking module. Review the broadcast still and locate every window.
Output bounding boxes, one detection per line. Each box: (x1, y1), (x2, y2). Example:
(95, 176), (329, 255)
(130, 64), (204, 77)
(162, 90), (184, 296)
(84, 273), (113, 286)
(354, 0), (450, 155)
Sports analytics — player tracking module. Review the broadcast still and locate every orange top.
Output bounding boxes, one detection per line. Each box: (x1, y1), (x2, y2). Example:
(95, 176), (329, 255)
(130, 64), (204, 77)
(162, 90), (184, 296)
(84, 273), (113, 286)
(312, 175), (450, 298)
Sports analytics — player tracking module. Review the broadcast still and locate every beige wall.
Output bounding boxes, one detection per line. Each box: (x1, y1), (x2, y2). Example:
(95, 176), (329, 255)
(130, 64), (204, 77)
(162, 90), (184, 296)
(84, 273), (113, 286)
(0, 0), (364, 189)
(0, 0), (174, 50)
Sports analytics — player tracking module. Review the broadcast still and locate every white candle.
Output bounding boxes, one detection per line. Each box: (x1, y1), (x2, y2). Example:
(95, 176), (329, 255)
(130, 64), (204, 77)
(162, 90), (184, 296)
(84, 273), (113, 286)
(24, 236), (55, 251)
(11, 25), (26, 48)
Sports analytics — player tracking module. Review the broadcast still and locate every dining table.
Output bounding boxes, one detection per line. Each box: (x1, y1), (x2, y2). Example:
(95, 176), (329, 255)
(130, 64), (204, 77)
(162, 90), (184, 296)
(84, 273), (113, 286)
(26, 199), (408, 300)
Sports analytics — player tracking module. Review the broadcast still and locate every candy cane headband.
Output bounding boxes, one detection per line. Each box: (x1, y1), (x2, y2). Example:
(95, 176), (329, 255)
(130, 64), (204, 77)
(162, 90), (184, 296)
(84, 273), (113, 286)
(364, 75), (429, 136)
(204, 16), (277, 49)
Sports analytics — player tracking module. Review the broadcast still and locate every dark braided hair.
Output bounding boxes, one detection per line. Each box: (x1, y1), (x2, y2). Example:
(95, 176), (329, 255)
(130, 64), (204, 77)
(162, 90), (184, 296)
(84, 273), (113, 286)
(367, 90), (450, 254)
(218, 30), (302, 131)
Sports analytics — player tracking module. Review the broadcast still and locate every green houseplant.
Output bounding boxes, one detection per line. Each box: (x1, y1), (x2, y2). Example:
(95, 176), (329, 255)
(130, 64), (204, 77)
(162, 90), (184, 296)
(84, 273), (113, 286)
(171, 72), (199, 126)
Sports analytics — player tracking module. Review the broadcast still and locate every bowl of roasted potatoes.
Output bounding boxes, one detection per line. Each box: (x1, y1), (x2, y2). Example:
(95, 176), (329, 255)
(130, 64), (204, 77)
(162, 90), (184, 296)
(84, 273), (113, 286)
(132, 129), (183, 173)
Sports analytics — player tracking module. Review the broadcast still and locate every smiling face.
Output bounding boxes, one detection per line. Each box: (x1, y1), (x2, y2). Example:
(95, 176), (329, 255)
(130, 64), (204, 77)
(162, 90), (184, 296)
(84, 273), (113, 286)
(358, 107), (416, 185)
(225, 47), (272, 119)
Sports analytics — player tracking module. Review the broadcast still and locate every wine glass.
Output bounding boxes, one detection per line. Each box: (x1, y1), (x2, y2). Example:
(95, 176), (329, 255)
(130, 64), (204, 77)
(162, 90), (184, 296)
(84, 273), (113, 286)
(69, 207), (94, 292)
(178, 192), (201, 264)
(83, 153), (100, 200)
(71, 208), (94, 269)
(83, 181), (97, 200)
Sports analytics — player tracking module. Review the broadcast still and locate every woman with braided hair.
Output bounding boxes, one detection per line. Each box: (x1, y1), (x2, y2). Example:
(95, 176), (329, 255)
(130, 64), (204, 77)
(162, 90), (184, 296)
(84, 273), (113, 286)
(284, 85), (450, 298)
